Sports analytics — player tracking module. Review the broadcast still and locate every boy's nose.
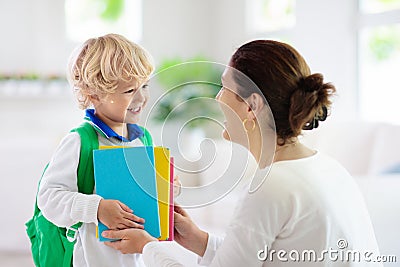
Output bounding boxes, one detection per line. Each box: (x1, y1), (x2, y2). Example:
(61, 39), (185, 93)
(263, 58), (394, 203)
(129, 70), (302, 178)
(134, 89), (146, 101)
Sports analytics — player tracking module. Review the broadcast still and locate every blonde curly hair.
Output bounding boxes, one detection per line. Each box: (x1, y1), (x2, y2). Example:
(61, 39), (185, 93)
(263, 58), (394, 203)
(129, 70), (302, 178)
(67, 33), (154, 109)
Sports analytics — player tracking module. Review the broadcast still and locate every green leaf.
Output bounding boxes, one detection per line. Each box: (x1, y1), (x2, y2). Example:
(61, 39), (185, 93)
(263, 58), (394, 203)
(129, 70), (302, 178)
(369, 26), (400, 61)
(100, 0), (124, 21)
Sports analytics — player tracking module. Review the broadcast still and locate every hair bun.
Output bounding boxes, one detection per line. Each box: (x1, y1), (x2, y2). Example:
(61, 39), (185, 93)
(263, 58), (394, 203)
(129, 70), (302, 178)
(298, 73), (324, 93)
(302, 106), (328, 130)
(290, 72), (336, 133)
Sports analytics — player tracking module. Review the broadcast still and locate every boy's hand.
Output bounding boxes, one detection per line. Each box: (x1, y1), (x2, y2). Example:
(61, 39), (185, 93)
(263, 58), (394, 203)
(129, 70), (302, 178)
(97, 199), (144, 230)
(173, 175), (182, 197)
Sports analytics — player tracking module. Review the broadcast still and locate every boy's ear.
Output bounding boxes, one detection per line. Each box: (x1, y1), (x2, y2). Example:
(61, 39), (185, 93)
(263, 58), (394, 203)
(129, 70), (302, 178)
(246, 93), (264, 120)
(89, 94), (101, 107)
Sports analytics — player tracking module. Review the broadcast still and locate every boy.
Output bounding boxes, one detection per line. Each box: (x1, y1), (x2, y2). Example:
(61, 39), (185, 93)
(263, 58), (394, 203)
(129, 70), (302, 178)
(37, 33), (154, 267)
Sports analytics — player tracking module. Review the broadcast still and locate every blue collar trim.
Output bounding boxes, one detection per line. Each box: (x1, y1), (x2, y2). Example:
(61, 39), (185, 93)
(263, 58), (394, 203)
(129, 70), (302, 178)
(84, 109), (144, 142)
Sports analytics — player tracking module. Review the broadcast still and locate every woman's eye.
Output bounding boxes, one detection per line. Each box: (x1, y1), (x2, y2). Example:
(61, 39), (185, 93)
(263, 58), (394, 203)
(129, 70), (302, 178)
(141, 84), (149, 89)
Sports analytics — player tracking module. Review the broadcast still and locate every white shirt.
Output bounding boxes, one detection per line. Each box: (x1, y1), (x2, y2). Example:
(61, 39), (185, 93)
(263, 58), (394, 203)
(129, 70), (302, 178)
(37, 130), (145, 267)
(142, 152), (382, 267)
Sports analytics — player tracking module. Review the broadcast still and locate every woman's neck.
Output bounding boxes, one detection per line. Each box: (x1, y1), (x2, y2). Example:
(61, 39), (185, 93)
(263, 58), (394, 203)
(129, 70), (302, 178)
(273, 141), (316, 163)
(247, 127), (275, 168)
(248, 130), (315, 167)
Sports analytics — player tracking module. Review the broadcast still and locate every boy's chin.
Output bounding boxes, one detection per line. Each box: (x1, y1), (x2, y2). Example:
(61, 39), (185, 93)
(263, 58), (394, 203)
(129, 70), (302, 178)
(124, 116), (141, 124)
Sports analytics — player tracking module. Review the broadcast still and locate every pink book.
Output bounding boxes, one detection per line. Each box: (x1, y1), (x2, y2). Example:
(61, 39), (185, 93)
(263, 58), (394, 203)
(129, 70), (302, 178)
(167, 157), (174, 241)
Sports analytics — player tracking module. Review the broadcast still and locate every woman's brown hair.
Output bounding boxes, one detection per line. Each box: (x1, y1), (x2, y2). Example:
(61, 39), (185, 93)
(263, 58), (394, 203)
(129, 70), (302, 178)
(229, 40), (336, 144)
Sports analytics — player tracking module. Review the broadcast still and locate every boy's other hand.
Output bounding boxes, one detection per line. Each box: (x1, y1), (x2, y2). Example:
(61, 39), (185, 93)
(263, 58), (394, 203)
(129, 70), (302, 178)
(97, 199), (145, 230)
(173, 175), (182, 197)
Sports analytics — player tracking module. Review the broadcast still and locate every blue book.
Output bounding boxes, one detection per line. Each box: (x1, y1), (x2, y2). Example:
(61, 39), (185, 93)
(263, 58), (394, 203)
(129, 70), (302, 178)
(93, 146), (160, 241)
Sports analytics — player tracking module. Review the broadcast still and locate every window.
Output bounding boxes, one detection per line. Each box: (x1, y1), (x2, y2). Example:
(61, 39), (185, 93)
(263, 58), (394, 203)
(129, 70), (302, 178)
(360, 0), (400, 13)
(358, 0), (400, 124)
(247, 0), (296, 33)
(65, 0), (142, 43)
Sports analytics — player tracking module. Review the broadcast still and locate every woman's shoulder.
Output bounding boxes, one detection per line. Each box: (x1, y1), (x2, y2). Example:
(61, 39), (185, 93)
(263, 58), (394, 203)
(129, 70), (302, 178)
(241, 152), (349, 210)
(269, 151), (349, 180)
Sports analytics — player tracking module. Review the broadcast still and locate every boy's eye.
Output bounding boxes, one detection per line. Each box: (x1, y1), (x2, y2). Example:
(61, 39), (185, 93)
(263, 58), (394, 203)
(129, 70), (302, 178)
(124, 89), (136, 94)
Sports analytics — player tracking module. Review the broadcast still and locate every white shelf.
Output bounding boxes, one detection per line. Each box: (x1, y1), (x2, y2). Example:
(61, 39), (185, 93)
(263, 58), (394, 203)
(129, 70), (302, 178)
(0, 80), (71, 98)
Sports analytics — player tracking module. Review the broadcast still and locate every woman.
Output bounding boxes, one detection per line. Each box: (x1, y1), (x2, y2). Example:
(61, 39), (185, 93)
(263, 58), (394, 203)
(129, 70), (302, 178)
(102, 40), (381, 266)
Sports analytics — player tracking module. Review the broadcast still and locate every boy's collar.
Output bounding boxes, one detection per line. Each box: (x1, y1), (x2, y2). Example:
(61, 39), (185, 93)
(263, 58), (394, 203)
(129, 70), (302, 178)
(84, 109), (144, 142)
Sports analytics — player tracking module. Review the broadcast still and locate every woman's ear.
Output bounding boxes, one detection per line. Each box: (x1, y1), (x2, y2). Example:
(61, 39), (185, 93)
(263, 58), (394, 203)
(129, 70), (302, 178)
(246, 93), (265, 119)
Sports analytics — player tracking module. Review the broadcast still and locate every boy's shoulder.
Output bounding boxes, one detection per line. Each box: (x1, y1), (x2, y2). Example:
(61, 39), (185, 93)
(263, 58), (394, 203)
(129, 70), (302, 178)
(53, 123), (99, 153)
(71, 122), (99, 151)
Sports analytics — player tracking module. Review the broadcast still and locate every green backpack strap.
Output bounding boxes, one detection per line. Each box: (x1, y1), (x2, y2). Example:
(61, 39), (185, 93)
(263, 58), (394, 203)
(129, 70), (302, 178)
(138, 126), (153, 146)
(71, 122), (99, 194)
(61, 122), (98, 266)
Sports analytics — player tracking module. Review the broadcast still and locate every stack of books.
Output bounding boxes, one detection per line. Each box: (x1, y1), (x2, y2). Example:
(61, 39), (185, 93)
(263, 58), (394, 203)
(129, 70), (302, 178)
(93, 146), (174, 242)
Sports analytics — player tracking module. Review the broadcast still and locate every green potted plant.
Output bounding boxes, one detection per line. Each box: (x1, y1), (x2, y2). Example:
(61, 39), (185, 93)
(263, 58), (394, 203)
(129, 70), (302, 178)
(151, 56), (224, 129)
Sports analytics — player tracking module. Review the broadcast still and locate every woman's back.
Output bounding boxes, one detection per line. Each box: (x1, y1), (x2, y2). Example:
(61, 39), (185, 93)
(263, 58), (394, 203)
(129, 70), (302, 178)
(220, 152), (381, 266)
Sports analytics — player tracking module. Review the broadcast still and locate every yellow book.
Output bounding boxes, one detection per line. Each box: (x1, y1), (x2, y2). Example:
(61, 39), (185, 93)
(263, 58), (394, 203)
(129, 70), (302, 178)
(99, 145), (127, 149)
(154, 147), (171, 241)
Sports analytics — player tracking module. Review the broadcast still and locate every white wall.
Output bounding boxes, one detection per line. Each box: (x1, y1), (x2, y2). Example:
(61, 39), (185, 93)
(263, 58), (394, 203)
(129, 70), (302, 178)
(0, 1), (75, 75)
(141, 0), (217, 61)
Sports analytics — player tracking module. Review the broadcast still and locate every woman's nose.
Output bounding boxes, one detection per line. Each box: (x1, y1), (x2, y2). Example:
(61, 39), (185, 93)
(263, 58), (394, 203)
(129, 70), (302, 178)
(215, 88), (222, 100)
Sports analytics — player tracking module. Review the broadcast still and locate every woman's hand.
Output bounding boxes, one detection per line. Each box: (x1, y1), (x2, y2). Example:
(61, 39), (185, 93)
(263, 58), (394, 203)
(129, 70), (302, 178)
(174, 204), (208, 257)
(97, 199), (145, 230)
(101, 204), (209, 257)
(103, 229), (157, 254)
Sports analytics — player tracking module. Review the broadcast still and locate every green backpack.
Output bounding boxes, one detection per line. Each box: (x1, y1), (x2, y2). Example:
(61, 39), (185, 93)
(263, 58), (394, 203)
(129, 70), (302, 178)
(25, 122), (153, 267)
